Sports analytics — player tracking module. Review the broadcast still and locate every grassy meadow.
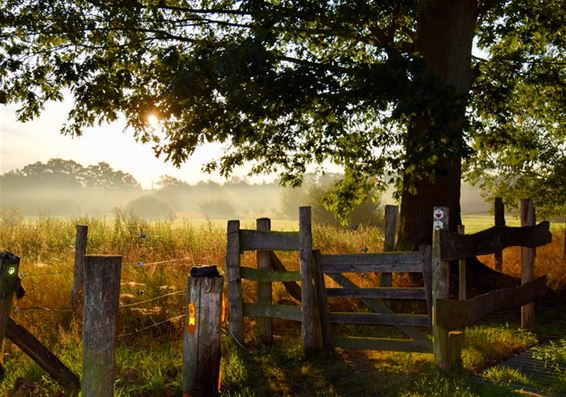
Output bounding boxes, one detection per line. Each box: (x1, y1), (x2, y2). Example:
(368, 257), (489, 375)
(0, 212), (564, 396)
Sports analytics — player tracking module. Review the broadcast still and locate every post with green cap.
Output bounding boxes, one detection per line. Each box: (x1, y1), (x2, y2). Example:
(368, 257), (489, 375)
(0, 252), (20, 378)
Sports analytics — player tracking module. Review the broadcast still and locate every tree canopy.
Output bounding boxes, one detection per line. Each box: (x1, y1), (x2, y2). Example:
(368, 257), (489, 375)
(1, 1), (564, 231)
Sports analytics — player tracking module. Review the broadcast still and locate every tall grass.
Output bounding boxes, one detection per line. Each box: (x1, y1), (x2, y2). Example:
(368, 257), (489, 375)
(0, 212), (564, 396)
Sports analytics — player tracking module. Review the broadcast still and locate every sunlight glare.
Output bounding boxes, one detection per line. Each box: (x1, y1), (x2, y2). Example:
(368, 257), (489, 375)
(147, 113), (159, 128)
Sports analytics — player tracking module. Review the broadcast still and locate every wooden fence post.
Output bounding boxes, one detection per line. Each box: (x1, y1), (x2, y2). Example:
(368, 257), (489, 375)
(300, 206), (318, 354)
(71, 225), (88, 318)
(82, 255), (122, 397)
(183, 266), (224, 397)
(494, 198), (505, 271)
(458, 225), (466, 301)
(520, 199), (535, 330)
(256, 218), (273, 344)
(432, 207), (450, 370)
(380, 205), (398, 287)
(448, 331), (464, 369)
(226, 220), (244, 343)
(0, 252), (20, 377)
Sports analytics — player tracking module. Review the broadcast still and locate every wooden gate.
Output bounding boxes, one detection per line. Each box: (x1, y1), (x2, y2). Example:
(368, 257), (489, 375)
(315, 247), (433, 353)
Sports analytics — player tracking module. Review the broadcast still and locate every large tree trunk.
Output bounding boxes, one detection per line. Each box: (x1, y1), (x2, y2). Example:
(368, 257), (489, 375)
(397, 0), (476, 250)
(395, 1), (519, 295)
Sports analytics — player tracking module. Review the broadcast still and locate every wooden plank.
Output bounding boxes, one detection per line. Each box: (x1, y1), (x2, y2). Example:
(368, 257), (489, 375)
(82, 255), (122, 397)
(240, 230), (299, 251)
(270, 252), (302, 302)
(494, 197), (505, 271)
(440, 221), (552, 261)
(521, 199), (536, 330)
(319, 252), (424, 274)
(240, 267), (301, 282)
(300, 206), (318, 353)
(432, 206), (450, 370)
(420, 245), (433, 320)
(226, 220), (244, 343)
(313, 251), (332, 350)
(326, 287), (426, 300)
(243, 303), (302, 322)
(71, 224), (88, 319)
(328, 312), (430, 327)
(183, 268), (223, 397)
(334, 336), (432, 353)
(326, 273), (430, 343)
(458, 225), (467, 301)
(380, 205), (398, 287)
(6, 318), (80, 391)
(435, 276), (548, 329)
(256, 218), (272, 344)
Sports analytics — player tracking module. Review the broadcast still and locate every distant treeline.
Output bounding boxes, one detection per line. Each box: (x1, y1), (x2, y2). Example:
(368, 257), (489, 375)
(0, 159), (386, 225)
(1, 158), (493, 225)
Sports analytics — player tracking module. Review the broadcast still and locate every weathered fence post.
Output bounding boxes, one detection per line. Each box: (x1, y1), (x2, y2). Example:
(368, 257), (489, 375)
(0, 252), (20, 377)
(82, 255), (122, 397)
(494, 198), (505, 271)
(520, 199), (535, 330)
(380, 205), (398, 287)
(432, 207), (450, 370)
(183, 266), (224, 397)
(300, 206), (318, 354)
(256, 218), (273, 344)
(226, 220), (244, 343)
(458, 225), (466, 301)
(71, 225), (88, 318)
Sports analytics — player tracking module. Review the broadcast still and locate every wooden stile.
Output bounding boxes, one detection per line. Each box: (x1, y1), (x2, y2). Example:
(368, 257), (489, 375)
(256, 218), (273, 344)
(494, 198), (505, 271)
(82, 255), (122, 397)
(432, 206), (451, 370)
(71, 225), (88, 318)
(521, 199), (535, 330)
(226, 220), (244, 343)
(183, 267), (223, 397)
(379, 205), (398, 287)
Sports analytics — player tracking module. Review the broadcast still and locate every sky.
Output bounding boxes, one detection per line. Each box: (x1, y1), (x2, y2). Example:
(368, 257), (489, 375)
(0, 99), (272, 189)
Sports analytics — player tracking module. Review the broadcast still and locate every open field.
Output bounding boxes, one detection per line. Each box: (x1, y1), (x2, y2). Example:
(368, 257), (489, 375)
(0, 214), (564, 396)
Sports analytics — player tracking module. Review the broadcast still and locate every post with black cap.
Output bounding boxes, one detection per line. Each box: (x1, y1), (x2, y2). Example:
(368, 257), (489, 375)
(183, 266), (224, 397)
(0, 252), (20, 378)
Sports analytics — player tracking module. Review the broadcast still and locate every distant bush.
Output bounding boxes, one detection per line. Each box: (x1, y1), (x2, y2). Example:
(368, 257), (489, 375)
(281, 173), (384, 227)
(125, 195), (174, 219)
(199, 199), (237, 218)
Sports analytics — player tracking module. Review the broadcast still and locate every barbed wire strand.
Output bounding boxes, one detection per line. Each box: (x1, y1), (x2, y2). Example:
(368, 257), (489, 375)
(14, 290), (186, 314)
(119, 291), (184, 308)
(117, 314), (185, 338)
